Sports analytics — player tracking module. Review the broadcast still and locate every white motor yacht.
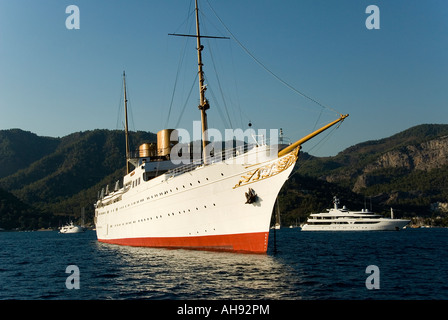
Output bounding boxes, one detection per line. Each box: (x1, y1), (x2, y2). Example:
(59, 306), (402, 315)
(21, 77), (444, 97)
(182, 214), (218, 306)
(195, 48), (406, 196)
(59, 222), (84, 234)
(301, 197), (410, 231)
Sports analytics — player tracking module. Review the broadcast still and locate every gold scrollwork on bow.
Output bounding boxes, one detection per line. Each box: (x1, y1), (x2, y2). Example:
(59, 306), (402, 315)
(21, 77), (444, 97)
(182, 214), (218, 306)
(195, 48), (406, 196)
(233, 148), (299, 189)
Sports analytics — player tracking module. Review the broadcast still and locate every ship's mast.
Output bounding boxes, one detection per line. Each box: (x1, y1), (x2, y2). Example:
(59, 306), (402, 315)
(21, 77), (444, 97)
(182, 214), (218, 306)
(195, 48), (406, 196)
(195, 0), (210, 164)
(123, 71), (131, 174)
(168, 0), (228, 164)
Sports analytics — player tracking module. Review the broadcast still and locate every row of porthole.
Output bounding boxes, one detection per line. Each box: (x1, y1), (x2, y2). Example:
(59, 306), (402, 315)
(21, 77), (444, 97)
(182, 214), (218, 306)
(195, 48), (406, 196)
(146, 171), (226, 200)
(110, 203), (217, 229)
(188, 228), (217, 235)
(146, 175), (218, 200)
(103, 172), (226, 215)
(102, 198), (145, 214)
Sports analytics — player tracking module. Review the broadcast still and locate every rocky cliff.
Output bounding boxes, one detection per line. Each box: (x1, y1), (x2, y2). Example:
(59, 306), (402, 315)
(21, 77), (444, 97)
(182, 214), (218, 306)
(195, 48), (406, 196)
(296, 124), (448, 219)
(353, 135), (448, 191)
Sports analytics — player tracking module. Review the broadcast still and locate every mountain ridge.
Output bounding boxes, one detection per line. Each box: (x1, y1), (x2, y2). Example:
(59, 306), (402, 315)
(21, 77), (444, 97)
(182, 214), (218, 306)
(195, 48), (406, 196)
(0, 129), (156, 229)
(290, 123), (448, 226)
(1, 124), (448, 230)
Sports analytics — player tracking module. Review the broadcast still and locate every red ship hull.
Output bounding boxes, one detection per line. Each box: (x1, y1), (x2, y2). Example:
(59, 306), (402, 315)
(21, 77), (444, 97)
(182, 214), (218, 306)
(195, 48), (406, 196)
(98, 231), (269, 254)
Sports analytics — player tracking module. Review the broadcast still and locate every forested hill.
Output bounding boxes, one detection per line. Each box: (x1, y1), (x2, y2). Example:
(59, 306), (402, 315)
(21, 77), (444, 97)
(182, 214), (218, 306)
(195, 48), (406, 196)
(0, 129), (60, 178)
(1, 124), (448, 230)
(0, 129), (155, 230)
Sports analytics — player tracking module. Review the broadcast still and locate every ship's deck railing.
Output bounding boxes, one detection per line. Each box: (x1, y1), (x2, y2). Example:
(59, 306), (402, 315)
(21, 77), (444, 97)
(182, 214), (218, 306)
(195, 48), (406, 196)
(165, 136), (286, 178)
(95, 135), (291, 203)
(165, 161), (203, 177)
(165, 140), (259, 177)
(165, 143), (256, 178)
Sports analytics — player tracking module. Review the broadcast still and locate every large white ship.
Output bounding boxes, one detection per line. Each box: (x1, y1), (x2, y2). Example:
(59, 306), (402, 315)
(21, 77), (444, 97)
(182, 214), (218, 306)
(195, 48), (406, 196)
(301, 197), (410, 231)
(94, 1), (348, 253)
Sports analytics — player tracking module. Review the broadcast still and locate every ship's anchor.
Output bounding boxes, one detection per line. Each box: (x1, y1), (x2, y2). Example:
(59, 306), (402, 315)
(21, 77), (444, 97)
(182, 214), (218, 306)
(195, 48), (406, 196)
(245, 188), (257, 204)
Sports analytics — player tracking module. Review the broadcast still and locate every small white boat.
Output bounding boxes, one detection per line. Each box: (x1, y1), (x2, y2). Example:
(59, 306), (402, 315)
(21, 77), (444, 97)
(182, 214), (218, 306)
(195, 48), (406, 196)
(301, 197), (410, 231)
(59, 222), (84, 234)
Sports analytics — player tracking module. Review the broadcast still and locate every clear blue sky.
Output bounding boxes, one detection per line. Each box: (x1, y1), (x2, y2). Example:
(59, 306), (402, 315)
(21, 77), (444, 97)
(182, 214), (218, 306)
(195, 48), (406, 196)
(0, 0), (447, 157)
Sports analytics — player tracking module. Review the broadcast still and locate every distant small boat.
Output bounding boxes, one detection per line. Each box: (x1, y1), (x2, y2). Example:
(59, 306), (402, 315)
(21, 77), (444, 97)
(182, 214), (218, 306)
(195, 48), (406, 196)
(301, 197), (410, 231)
(59, 222), (84, 234)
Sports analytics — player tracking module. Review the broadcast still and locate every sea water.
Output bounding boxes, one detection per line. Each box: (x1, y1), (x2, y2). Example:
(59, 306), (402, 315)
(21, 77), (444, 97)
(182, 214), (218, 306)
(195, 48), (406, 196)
(0, 228), (447, 300)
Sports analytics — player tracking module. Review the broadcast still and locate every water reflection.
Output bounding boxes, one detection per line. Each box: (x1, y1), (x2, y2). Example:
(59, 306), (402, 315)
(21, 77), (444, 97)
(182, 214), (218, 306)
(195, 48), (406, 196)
(91, 242), (303, 299)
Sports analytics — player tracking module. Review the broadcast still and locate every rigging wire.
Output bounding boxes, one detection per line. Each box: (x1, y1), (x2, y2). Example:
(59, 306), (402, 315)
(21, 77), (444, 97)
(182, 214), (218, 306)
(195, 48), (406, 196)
(125, 85), (136, 133)
(115, 76), (135, 133)
(206, 78), (230, 128)
(205, 0), (342, 117)
(287, 120), (345, 181)
(165, 1), (196, 128)
(198, 6), (251, 130)
(312, 107), (324, 131)
(175, 73), (199, 128)
(203, 36), (233, 129)
(116, 77), (124, 130)
(165, 36), (191, 128)
(227, 40), (244, 129)
(307, 121), (341, 155)
(204, 0), (349, 165)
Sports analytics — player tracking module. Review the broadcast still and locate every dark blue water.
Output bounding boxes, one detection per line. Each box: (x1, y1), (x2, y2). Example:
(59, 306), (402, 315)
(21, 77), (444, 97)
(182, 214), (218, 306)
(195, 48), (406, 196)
(1, 228), (447, 300)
